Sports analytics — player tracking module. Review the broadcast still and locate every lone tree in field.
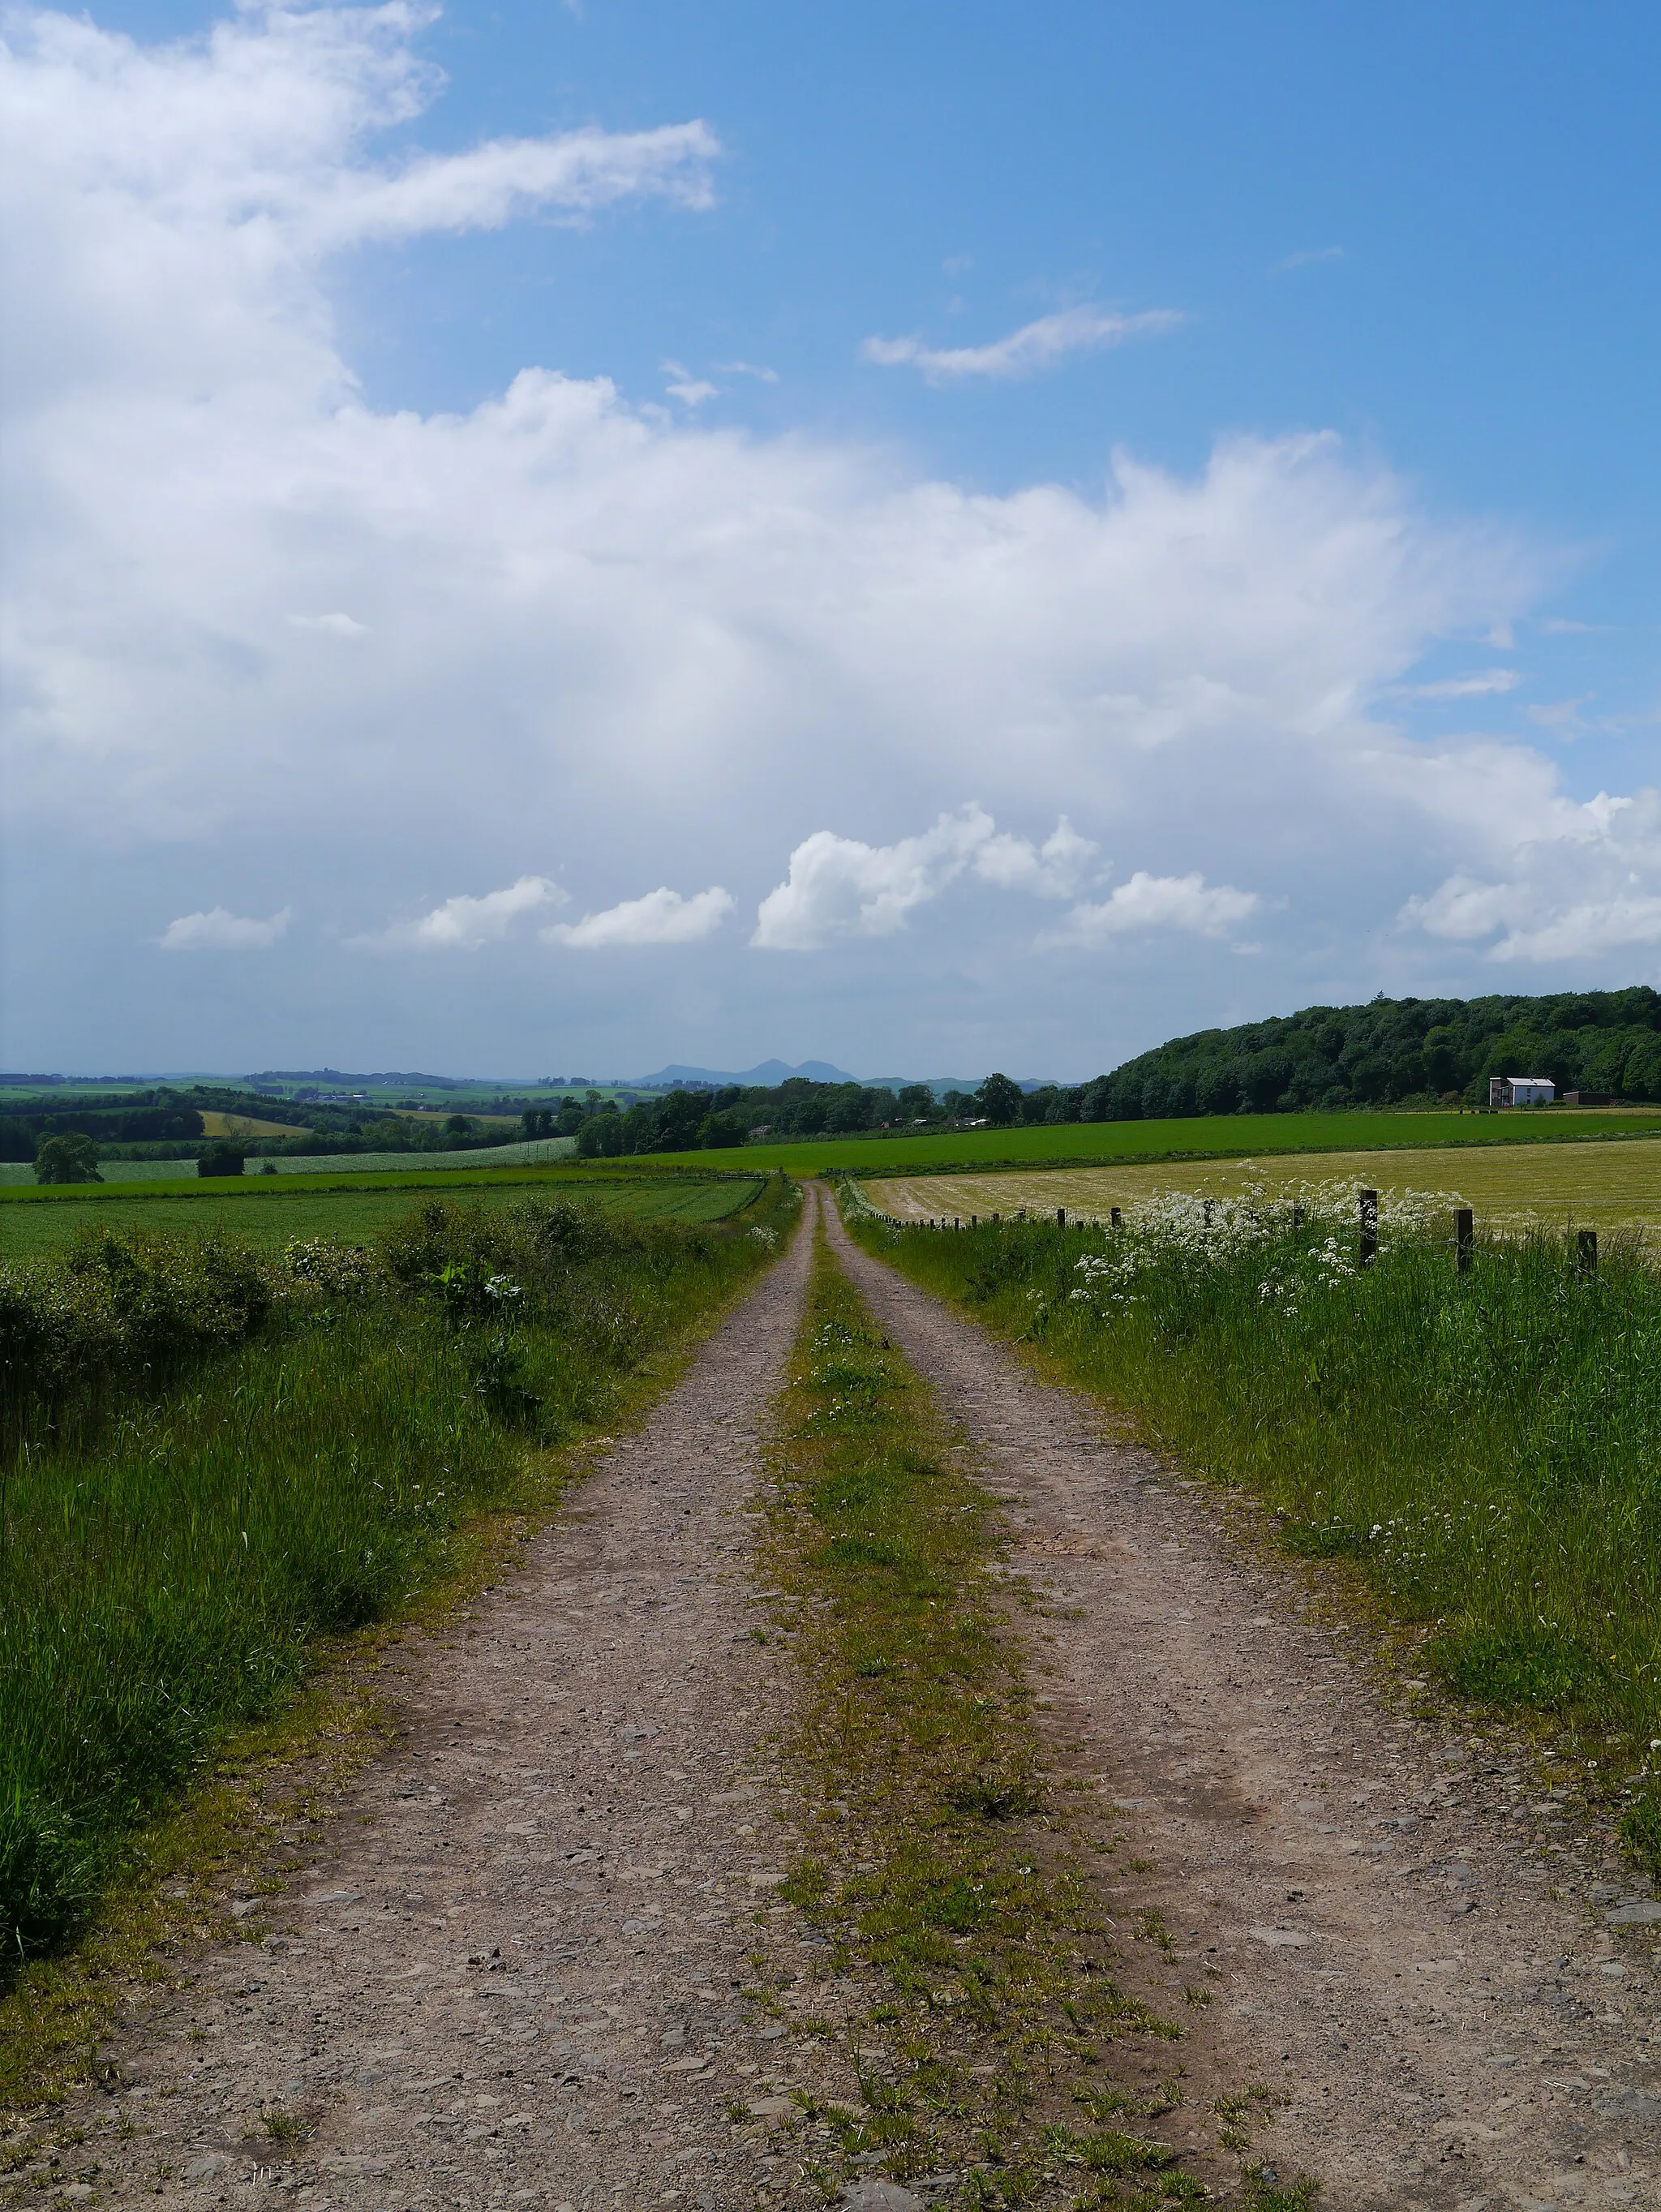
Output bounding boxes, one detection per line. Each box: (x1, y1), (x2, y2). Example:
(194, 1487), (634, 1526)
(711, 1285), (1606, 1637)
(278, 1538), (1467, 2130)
(33, 1132), (102, 1184)
(976, 1072), (1024, 1126)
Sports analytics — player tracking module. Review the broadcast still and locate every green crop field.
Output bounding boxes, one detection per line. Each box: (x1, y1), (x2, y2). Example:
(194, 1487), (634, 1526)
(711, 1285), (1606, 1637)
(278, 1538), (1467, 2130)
(0, 1135), (578, 1186)
(646, 1104), (1661, 1177)
(0, 1170), (765, 1259)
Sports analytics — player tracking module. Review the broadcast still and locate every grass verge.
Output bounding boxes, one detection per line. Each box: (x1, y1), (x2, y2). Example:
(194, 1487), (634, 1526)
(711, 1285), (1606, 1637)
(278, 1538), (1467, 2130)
(749, 1226), (1305, 2207)
(845, 1192), (1661, 1882)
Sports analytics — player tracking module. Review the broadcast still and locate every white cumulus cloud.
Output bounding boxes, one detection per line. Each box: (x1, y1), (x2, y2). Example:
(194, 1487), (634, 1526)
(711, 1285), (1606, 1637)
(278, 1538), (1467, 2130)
(158, 904), (291, 951)
(1399, 785), (1661, 967)
(1053, 874), (1261, 945)
(6, 0), (1620, 1076)
(753, 810), (996, 950)
(753, 810), (1109, 948)
(546, 886), (734, 947)
(859, 306), (1182, 384)
(973, 816), (1098, 897)
(357, 875), (565, 952)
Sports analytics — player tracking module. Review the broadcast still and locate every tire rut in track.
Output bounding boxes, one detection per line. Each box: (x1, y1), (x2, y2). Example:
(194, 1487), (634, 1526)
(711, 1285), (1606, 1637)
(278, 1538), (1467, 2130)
(826, 1195), (1661, 2212)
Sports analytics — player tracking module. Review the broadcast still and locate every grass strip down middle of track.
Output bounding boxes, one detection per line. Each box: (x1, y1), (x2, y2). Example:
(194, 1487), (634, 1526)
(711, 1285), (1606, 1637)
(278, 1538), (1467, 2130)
(750, 1230), (1264, 2209)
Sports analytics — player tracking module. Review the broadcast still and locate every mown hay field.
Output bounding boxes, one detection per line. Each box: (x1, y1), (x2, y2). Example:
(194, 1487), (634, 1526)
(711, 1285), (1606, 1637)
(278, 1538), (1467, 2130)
(195, 1109), (311, 1139)
(865, 1135), (1661, 1239)
(0, 1172), (765, 1260)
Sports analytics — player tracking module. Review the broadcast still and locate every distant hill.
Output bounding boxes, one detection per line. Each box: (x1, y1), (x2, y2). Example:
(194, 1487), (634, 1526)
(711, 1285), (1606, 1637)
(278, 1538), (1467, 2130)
(1097, 987), (1661, 1119)
(633, 1059), (857, 1088)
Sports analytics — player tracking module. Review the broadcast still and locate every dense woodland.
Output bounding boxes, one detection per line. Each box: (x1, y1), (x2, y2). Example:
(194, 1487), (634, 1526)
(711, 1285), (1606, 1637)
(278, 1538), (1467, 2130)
(1090, 987), (1661, 1120)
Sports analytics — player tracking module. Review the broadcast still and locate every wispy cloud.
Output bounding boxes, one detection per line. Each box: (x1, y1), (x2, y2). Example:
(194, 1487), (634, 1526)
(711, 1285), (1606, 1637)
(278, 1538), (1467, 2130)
(859, 305), (1181, 384)
(316, 121), (720, 246)
(1528, 695), (1594, 737)
(662, 360), (717, 407)
(711, 359), (779, 384)
(289, 611), (367, 638)
(1274, 246), (1345, 273)
(158, 904), (291, 951)
(546, 886), (734, 947)
(1392, 668), (1522, 701)
(1541, 616), (1612, 634)
(355, 876), (564, 951)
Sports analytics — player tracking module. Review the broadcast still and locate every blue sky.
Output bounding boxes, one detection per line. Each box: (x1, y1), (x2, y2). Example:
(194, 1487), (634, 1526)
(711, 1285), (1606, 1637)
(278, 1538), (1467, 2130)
(4, 1), (1659, 1077)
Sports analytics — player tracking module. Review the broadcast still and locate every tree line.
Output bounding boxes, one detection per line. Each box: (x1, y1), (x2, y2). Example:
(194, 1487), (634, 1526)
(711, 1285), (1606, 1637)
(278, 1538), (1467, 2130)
(1091, 987), (1661, 1120)
(558, 987), (1661, 1157)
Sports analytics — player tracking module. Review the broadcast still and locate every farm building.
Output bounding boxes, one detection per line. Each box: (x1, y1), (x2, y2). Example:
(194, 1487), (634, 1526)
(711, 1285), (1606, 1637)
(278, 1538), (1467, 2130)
(1488, 1075), (1556, 1106)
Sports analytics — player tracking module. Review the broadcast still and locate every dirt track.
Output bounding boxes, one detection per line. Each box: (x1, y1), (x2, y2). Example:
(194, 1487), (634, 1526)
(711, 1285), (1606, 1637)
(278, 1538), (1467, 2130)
(21, 1217), (819, 2211)
(18, 1195), (1661, 2211)
(827, 1200), (1661, 2212)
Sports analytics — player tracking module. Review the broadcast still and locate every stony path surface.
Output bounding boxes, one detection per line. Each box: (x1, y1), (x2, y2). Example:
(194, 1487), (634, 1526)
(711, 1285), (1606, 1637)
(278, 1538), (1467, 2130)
(36, 1222), (818, 2212)
(828, 1201), (1661, 2212)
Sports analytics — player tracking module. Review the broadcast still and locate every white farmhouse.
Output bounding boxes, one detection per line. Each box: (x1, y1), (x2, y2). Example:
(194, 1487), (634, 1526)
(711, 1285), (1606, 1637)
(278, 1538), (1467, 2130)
(1487, 1075), (1556, 1107)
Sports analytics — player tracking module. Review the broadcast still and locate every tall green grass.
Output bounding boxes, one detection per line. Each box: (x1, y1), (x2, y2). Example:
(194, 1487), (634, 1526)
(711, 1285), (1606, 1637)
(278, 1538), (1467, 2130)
(848, 1192), (1661, 1867)
(0, 1183), (794, 1960)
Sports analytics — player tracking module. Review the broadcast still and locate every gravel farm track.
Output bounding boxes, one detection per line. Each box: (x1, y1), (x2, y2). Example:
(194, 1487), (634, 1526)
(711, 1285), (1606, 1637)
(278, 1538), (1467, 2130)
(17, 1188), (1661, 2212)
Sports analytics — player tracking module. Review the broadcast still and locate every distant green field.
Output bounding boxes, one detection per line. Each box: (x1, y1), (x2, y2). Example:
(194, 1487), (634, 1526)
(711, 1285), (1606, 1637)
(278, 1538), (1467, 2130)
(0, 1170), (765, 1259)
(646, 1106), (1661, 1177)
(0, 1135), (578, 1186)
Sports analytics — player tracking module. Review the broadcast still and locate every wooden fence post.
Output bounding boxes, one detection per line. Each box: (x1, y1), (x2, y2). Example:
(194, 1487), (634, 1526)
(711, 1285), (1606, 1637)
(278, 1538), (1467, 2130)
(1577, 1228), (1598, 1280)
(1057, 1206), (1067, 1227)
(1110, 1205), (1122, 1228)
(1202, 1200), (1214, 1228)
(1454, 1207), (1474, 1275)
(971, 1214), (977, 1228)
(1291, 1202), (1304, 1230)
(1358, 1188), (1379, 1268)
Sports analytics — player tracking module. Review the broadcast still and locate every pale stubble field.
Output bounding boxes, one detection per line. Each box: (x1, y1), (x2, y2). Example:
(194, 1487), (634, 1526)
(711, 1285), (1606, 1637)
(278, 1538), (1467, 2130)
(864, 1132), (1661, 1237)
